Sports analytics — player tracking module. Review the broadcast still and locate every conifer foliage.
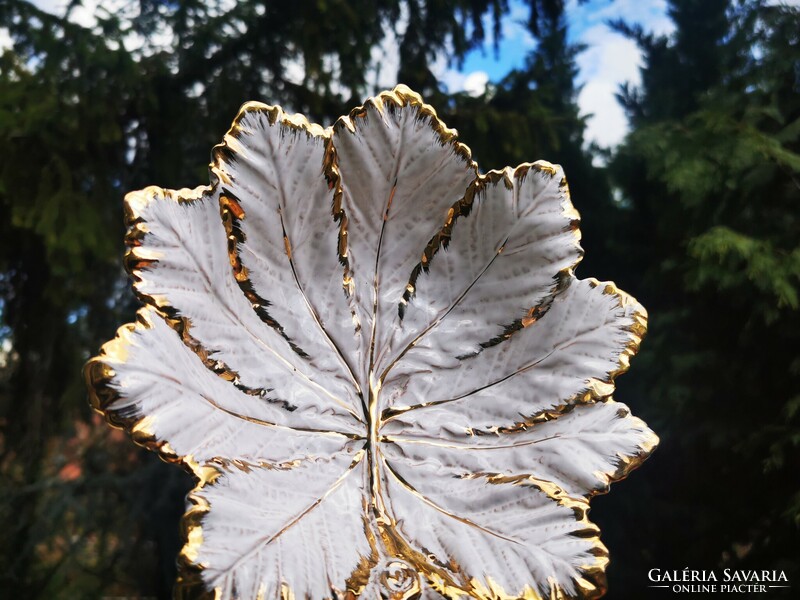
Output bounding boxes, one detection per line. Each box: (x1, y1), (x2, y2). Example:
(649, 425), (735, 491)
(604, 1), (799, 595)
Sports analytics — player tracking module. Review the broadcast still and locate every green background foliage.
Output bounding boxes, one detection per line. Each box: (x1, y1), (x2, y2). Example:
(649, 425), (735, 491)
(0, 0), (797, 597)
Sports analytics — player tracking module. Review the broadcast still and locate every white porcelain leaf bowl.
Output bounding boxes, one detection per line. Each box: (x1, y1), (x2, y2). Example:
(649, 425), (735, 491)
(86, 85), (658, 600)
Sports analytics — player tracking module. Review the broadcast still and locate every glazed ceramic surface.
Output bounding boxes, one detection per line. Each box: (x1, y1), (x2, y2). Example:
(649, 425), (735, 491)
(86, 85), (657, 600)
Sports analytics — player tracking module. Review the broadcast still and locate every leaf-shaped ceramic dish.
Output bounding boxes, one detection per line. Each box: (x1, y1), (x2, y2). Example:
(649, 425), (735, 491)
(86, 85), (658, 600)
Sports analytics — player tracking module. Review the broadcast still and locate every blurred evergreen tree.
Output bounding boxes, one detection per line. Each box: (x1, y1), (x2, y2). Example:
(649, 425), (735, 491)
(602, 0), (800, 596)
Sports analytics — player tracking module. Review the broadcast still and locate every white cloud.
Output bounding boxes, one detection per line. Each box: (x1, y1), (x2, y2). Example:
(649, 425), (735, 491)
(568, 0), (675, 148)
(284, 57), (305, 86)
(569, 0), (673, 37)
(30, 0), (65, 14)
(435, 60), (489, 97)
(368, 8), (407, 93)
(435, 67), (461, 93)
(579, 79), (631, 149)
(502, 2), (536, 49)
(66, 0), (102, 28)
(0, 28), (11, 53)
(576, 25), (643, 148)
(30, 0), (107, 28)
(462, 71), (489, 96)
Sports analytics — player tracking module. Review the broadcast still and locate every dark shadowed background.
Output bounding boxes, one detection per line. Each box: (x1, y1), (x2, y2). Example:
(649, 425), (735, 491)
(1, 0), (798, 598)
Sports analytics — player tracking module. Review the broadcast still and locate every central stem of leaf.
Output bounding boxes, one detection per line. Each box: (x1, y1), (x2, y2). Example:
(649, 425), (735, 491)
(367, 371), (385, 517)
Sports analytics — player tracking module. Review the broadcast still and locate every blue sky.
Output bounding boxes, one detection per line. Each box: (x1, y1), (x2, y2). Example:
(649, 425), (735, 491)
(5, 0), (675, 148)
(438, 0), (675, 148)
(31, 0), (800, 148)
(8, 0), (800, 147)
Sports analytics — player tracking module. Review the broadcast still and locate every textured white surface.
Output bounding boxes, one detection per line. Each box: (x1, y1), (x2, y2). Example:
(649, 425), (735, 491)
(377, 163), (582, 378)
(91, 86), (657, 599)
(381, 279), (644, 434)
(214, 108), (364, 387)
(333, 99), (476, 382)
(380, 457), (600, 597)
(383, 400), (654, 498)
(127, 188), (362, 422)
(108, 309), (363, 449)
(197, 452), (370, 599)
